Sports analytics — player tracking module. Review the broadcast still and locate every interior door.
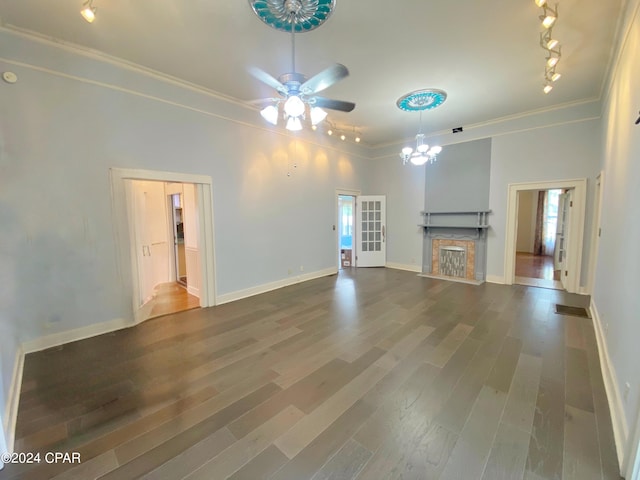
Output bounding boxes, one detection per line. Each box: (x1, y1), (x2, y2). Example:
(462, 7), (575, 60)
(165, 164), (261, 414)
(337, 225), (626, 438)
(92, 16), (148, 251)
(132, 182), (155, 306)
(555, 190), (572, 289)
(356, 195), (386, 267)
(171, 193), (187, 285)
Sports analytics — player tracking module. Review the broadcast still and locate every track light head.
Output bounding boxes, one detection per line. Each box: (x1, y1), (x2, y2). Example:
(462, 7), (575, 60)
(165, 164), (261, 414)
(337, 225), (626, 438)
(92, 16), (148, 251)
(80, 0), (96, 22)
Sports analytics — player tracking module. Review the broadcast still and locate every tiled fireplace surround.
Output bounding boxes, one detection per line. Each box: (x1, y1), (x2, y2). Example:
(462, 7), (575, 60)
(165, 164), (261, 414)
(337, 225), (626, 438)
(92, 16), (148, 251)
(432, 239), (476, 281)
(420, 211), (489, 283)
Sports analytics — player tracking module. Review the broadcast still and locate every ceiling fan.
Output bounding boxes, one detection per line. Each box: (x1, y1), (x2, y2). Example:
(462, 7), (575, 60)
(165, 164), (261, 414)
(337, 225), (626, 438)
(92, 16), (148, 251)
(248, 0), (355, 131)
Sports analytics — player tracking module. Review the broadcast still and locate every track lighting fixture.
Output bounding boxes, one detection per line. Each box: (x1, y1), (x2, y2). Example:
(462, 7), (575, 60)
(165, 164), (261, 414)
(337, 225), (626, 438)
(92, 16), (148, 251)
(536, 1), (562, 94)
(312, 122), (362, 143)
(540, 4), (557, 29)
(546, 50), (560, 68)
(80, 0), (97, 23)
(540, 30), (559, 50)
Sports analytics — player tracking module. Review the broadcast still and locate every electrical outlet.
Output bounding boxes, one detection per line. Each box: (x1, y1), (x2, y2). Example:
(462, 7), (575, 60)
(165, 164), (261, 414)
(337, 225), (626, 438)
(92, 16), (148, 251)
(624, 382), (631, 403)
(288, 268), (292, 275)
(604, 323), (609, 336)
(300, 265), (304, 272)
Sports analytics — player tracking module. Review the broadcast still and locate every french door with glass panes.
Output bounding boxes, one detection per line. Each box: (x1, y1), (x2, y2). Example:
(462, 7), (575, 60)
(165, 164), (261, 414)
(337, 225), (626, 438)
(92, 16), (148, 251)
(356, 195), (386, 267)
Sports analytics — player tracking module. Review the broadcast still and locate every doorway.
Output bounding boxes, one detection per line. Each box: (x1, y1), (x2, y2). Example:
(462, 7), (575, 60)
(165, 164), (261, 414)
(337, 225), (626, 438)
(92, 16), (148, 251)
(128, 180), (201, 321)
(336, 188), (360, 270)
(338, 195), (355, 269)
(110, 168), (217, 324)
(356, 195), (387, 267)
(504, 178), (586, 294)
(514, 189), (564, 289)
(170, 193), (187, 286)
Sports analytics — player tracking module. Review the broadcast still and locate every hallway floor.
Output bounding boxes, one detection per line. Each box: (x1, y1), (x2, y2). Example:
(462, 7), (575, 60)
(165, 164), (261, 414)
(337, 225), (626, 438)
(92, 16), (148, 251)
(148, 281), (200, 319)
(515, 252), (563, 290)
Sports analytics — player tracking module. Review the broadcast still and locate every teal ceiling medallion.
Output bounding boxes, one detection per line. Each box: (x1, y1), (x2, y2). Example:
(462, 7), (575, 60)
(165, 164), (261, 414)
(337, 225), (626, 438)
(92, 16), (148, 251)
(396, 89), (447, 112)
(248, 0), (337, 32)
(398, 89), (447, 166)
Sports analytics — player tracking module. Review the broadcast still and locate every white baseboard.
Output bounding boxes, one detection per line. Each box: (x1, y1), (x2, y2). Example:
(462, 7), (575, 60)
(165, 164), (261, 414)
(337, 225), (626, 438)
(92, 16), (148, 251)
(187, 285), (200, 297)
(590, 298), (628, 471)
(579, 286), (591, 296)
(486, 274), (505, 284)
(4, 346), (24, 455)
(22, 317), (133, 354)
(385, 262), (422, 273)
(216, 267), (337, 305)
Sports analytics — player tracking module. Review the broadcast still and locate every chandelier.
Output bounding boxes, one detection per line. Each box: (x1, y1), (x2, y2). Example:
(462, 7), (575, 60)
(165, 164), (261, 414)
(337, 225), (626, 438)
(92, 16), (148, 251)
(397, 89), (447, 166)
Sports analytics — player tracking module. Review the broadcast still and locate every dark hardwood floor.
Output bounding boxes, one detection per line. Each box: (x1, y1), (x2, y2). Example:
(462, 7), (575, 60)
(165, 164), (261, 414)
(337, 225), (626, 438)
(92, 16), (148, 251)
(5, 268), (620, 479)
(147, 282), (200, 319)
(515, 252), (559, 280)
(515, 253), (563, 290)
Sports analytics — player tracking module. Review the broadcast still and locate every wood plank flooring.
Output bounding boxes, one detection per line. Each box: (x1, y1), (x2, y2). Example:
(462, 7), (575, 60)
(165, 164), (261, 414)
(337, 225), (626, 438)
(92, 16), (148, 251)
(7, 268), (621, 479)
(515, 253), (563, 290)
(147, 282), (200, 319)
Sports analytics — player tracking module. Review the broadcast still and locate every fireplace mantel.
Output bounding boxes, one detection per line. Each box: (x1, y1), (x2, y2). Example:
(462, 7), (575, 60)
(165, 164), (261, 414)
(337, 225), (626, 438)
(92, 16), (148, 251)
(418, 210), (491, 238)
(420, 210), (490, 283)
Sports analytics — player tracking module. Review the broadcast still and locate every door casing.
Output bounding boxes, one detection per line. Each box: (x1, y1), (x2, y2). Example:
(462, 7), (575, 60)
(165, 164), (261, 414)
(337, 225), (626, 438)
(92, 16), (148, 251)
(356, 194), (387, 268)
(110, 168), (217, 323)
(335, 188), (360, 270)
(504, 178), (587, 293)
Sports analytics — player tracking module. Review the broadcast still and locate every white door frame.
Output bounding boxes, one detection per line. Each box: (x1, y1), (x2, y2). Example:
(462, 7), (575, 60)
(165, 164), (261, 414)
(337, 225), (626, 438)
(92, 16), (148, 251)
(336, 188), (360, 270)
(588, 171), (604, 294)
(625, 408), (640, 478)
(504, 178), (587, 293)
(110, 168), (217, 323)
(355, 195), (387, 268)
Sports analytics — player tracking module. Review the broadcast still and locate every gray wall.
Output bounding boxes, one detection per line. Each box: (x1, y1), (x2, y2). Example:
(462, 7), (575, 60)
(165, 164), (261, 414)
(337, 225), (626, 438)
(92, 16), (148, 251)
(595, 0), (640, 436)
(488, 119), (601, 286)
(0, 29), (371, 444)
(2, 7), (639, 462)
(366, 155), (425, 271)
(425, 138), (491, 212)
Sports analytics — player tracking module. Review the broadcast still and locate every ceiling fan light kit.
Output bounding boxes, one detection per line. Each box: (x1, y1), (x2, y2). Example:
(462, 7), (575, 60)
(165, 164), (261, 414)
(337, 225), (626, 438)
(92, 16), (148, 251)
(397, 89), (447, 166)
(248, 0), (355, 133)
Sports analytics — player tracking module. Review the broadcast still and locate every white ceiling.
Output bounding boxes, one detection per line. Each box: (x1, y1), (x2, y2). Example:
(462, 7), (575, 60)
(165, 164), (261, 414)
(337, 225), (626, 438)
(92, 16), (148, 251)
(0, 0), (624, 146)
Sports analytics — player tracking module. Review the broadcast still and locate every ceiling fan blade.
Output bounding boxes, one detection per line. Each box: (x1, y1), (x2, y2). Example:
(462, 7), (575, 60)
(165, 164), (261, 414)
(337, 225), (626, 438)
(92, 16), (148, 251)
(300, 64), (349, 95)
(312, 96), (356, 112)
(249, 67), (287, 95)
(246, 97), (281, 105)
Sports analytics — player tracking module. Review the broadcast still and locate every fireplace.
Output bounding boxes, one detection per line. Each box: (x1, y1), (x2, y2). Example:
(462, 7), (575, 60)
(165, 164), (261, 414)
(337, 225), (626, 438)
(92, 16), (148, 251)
(432, 240), (476, 281)
(420, 210), (490, 284)
(439, 246), (467, 278)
